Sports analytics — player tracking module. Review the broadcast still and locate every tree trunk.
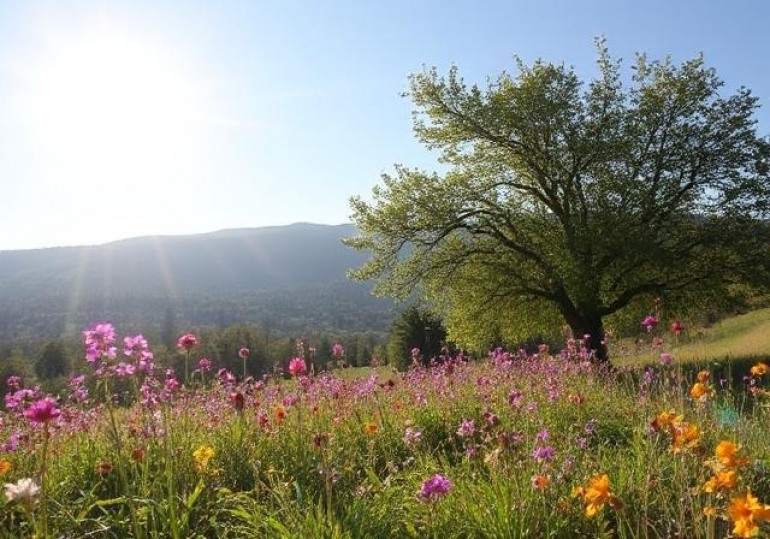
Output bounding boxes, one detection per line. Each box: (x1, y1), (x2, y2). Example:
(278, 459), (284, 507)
(564, 312), (609, 365)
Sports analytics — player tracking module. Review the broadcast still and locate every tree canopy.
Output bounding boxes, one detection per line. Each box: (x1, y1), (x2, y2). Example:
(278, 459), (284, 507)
(346, 42), (770, 363)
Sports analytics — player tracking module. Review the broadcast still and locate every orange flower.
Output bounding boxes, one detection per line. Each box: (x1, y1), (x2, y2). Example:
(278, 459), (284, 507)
(671, 422), (701, 453)
(573, 473), (621, 517)
(0, 460), (10, 476)
(651, 410), (683, 432)
(531, 474), (550, 490)
(703, 505), (717, 517)
(715, 440), (749, 469)
(363, 422), (378, 435)
(697, 370), (711, 382)
(751, 362), (769, 377)
(690, 382), (710, 400)
(728, 490), (770, 538)
(703, 470), (738, 493)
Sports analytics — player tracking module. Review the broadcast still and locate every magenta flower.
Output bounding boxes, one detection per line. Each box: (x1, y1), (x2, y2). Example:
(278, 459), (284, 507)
(418, 474), (452, 502)
(410, 347), (420, 358)
(288, 357), (307, 377)
(532, 445), (555, 463)
(238, 347), (250, 359)
(640, 315), (659, 332)
(198, 358), (212, 372)
(83, 322), (117, 363)
(176, 333), (198, 351)
(23, 397), (61, 424)
(331, 343), (345, 358)
(671, 320), (685, 336)
(6, 376), (20, 389)
(660, 353), (673, 366)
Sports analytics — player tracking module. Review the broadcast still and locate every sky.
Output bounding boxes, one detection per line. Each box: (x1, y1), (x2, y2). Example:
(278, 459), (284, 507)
(0, 0), (768, 251)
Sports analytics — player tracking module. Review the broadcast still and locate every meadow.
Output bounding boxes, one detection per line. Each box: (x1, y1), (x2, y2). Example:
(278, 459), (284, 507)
(2, 313), (770, 538)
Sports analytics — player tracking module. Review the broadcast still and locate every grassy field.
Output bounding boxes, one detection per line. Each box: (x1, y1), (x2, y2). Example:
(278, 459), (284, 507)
(2, 316), (770, 537)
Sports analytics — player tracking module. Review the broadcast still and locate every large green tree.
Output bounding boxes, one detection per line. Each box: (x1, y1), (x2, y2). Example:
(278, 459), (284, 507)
(346, 43), (770, 363)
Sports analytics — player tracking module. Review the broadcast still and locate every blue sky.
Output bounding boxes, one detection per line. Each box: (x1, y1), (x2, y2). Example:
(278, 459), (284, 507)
(0, 0), (768, 250)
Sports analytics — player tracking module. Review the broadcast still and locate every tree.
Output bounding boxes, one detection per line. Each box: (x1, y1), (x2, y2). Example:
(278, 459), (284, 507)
(387, 307), (447, 370)
(35, 340), (70, 380)
(346, 41), (770, 364)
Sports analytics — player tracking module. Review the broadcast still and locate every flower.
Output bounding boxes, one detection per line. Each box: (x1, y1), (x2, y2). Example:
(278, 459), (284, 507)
(83, 322), (117, 363)
(193, 445), (215, 473)
(418, 474), (452, 502)
(690, 382), (710, 400)
(532, 445), (555, 463)
(4, 477), (40, 506)
(531, 473), (551, 490)
(697, 370), (711, 382)
(671, 320), (685, 336)
(404, 427), (422, 446)
(198, 358), (212, 372)
(751, 362), (769, 377)
(728, 490), (770, 538)
(238, 347), (250, 359)
(703, 470), (738, 493)
(176, 333), (198, 351)
(331, 343), (345, 358)
(23, 397), (61, 424)
(641, 315), (659, 332)
(671, 422), (701, 454)
(573, 473), (620, 517)
(363, 422), (378, 435)
(288, 357), (307, 377)
(0, 460), (10, 476)
(715, 440), (749, 469)
(231, 392), (245, 412)
(456, 419), (475, 438)
(659, 353), (673, 366)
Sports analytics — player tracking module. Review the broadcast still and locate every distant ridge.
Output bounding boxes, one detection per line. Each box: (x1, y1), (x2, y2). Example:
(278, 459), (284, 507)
(0, 223), (395, 340)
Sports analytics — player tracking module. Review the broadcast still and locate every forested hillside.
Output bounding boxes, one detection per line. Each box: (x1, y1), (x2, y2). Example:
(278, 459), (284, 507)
(0, 223), (395, 340)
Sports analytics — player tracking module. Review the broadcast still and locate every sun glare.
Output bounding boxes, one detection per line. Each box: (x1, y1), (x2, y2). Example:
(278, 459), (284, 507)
(21, 27), (203, 199)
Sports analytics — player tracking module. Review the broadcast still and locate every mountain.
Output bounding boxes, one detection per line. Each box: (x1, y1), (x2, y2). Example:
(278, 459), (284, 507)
(0, 223), (396, 340)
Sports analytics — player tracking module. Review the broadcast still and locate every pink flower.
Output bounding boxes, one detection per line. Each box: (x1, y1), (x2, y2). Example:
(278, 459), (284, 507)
(23, 397), (60, 424)
(331, 343), (345, 358)
(640, 315), (659, 332)
(176, 333), (198, 351)
(411, 347), (421, 358)
(288, 357), (307, 377)
(83, 323), (117, 363)
(198, 358), (212, 372)
(456, 419), (475, 438)
(238, 347), (250, 359)
(660, 353), (673, 366)
(418, 474), (452, 501)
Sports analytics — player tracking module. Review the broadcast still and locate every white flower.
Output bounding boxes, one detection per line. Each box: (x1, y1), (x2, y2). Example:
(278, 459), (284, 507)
(4, 477), (40, 505)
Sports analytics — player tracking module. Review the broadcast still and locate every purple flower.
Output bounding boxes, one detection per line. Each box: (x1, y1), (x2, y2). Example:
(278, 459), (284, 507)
(532, 445), (555, 463)
(404, 427), (422, 446)
(418, 474), (452, 502)
(536, 428), (550, 442)
(456, 419), (475, 438)
(23, 397), (60, 424)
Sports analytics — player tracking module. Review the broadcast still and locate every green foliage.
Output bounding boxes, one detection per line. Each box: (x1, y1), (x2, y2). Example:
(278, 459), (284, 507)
(387, 307), (447, 369)
(347, 40), (770, 361)
(34, 340), (70, 380)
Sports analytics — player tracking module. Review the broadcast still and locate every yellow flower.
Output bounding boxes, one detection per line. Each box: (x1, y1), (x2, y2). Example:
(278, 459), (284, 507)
(690, 382), (710, 400)
(728, 490), (770, 538)
(363, 422), (378, 435)
(715, 440), (749, 469)
(751, 362), (769, 377)
(574, 473), (620, 517)
(193, 445), (215, 473)
(703, 470), (738, 493)
(671, 422), (701, 454)
(0, 460), (10, 476)
(703, 505), (717, 517)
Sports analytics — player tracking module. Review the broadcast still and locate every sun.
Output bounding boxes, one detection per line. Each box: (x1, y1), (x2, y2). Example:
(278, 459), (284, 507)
(20, 25), (203, 201)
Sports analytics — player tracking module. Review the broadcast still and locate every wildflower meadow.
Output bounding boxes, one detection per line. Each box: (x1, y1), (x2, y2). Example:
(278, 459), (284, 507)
(2, 317), (770, 538)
